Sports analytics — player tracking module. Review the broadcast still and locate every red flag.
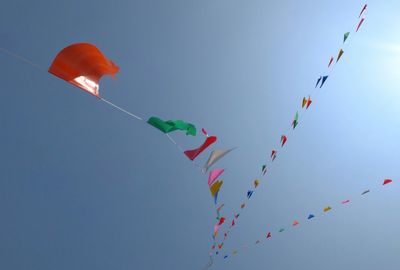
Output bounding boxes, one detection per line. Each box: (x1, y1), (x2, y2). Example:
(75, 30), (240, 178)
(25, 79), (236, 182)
(356, 18), (365, 32)
(281, 135), (287, 147)
(306, 96), (312, 109)
(266, 232), (272, 238)
(184, 136), (217, 160)
(383, 179), (393, 185)
(218, 217), (226, 226)
(328, 56), (334, 67)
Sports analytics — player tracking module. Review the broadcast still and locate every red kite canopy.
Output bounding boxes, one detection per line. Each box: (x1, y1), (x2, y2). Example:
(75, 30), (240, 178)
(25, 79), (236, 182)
(49, 43), (119, 97)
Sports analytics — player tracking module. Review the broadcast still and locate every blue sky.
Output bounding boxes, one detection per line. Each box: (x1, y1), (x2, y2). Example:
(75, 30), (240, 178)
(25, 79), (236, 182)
(0, 1), (399, 269)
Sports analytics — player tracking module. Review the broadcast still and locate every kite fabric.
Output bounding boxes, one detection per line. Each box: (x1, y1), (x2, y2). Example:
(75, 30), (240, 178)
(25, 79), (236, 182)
(337, 49), (344, 63)
(210, 180), (223, 198)
(218, 217), (226, 226)
(271, 150), (277, 161)
(203, 148), (235, 172)
(281, 135), (287, 147)
(302, 97), (307, 108)
(383, 179), (393, 185)
(323, 207), (332, 212)
(306, 96), (312, 109)
(320, 75), (329, 88)
(208, 169), (225, 187)
(254, 179), (260, 188)
(328, 56), (334, 67)
(341, 200), (350, 204)
(343, 32), (350, 43)
(266, 232), (272, 238)
(308, 214), (315, 220)
(359, 4), (367, 18)
(48, 43), (119, 97)
(356, 18), (365, 32)
(361, 190), (370, 195)
(184, 136), (217, 160)
(293, 220), (299, 226)
(262, 165), (267, 175)
(292, 112), (299, 129)
(214, 191), (220, 205)
(247, 190), (253, 199)
(279, 228), (285, 233)
(315, 76), (322, 88)
(147, 117), (196, 136)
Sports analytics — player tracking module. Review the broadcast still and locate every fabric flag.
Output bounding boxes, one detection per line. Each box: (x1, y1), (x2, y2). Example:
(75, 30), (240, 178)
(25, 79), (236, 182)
(208, 169), (225, 187)
(184, 136), (217, 160)
(361, 190), (370, 195)
(214, 224), (220, 235)
(359, 4), (367, 18)
(232, 250), (238, 255)
(356, 18), (365, 32)
(216, 204), (225, 215)
(201, 128), (209, 137)
(254, 179), (260, 188)
(255, 240), (261, 244)
(336, 49), (344, 63)
(262, 165), (267, 175)
(306, 96), (312, 109)
(341, 200), (350, 204)
(231, 219), (235, 227)
(293, 220), (299, 226)
(302, 97), (307, 108)
(266, 232), (272, 238)
(235, 213), (240, 219)
(323, 206), (332, 212)
(214, 191), (219, 205)
(271, 150), (277, 161)
(147, 117), (196, 136)
(315, 76), (322, 88)
(320, 75), (329, 88)
(383, 179), (393, 185)
(218, 243), (224, 249)
(210, 180), (223, 198)
(48, 43), (119, 97)
(241, 203), (246, 209)
(292, 111), (299, 129)
(203, 148), (235, 172)
(223, 255), (228, 259)
(281, 135), (288, 147)
(308, 214), (315, 220)
(247, 190), (253, 199)
(328, 56), (334, 67)
(218, 217), (226, 226)
(279, 228), (285, 233)
(343, 32), (350, 43)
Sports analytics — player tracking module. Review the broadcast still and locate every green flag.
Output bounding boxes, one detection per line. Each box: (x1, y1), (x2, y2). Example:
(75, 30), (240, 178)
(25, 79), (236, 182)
(147, 116), (196, 136)
(343, 32), (350, 43)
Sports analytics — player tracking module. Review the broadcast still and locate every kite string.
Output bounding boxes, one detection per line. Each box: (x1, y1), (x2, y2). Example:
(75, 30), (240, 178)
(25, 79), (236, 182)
(99, 97), (144, 121)
(0, 47), (46, 72)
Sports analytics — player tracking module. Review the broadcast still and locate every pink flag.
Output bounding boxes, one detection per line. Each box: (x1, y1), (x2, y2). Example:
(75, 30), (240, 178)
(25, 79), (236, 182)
(208, 168), (225, 187)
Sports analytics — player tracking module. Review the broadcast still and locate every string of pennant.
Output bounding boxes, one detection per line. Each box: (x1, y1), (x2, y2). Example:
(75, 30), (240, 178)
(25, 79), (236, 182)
(208, 3), (369, 261)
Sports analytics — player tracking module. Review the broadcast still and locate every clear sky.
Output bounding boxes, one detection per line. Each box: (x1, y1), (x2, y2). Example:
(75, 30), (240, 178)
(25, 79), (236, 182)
(1, 1), (399, 269)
